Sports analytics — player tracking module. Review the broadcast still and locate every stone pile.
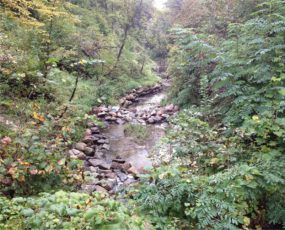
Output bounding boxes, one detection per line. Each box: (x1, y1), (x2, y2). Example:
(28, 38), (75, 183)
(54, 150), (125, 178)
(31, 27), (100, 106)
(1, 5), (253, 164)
(69, 123), (140, 194)
(119, 84), (162, 107)
(92, 104), (179, 125)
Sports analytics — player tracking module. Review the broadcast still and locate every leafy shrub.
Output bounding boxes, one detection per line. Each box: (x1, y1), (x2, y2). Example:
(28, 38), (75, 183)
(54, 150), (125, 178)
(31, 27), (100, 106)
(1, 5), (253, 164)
(135, 111), (285, 229)
(0, 190), (150, 229)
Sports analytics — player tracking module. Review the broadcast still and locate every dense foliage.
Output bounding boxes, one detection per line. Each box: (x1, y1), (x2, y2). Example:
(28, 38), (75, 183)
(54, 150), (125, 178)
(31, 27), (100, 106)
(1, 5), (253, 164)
(134, 0), (285, 229)
(1, 0), (285, 229)
(0, 190), (149, 229)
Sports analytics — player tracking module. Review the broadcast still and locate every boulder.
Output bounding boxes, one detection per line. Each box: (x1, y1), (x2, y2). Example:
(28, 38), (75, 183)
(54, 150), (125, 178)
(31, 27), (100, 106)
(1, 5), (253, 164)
(75, 142), (87, 151)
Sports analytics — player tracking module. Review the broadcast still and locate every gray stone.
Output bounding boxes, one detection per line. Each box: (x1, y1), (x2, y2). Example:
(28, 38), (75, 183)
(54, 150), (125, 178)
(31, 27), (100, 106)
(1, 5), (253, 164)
(84, 147), (94, 156)
(89, 159), (110, 170)
(83, 136), (99, 144)
(75, 142), (87, 151)
(127, 166), (139, 176)
(165, 104), (175, 112)
(91, 127), (100, 134)
(105, 172), (117, 179)
(95, 185), (108, 193)
(116, 171), (128, 182)
(81, 184), (96, 194)
(147, 117), (155, 124)
(85, 129), (92, 136)
(69, 149), (86, 160)
(95, 150), (104, 158)
(102, 144), (110, 150)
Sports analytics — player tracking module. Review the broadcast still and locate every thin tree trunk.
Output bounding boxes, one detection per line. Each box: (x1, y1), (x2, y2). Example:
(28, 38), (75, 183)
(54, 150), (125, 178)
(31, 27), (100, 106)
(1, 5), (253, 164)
(105, 24), (130, 76)
(57, 75), (79, 119)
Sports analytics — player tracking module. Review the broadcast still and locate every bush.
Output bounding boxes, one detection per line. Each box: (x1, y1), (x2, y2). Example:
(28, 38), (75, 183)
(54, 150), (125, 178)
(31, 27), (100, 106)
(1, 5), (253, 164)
(0, 190), (151, 229)
(134, 111), (285, 229)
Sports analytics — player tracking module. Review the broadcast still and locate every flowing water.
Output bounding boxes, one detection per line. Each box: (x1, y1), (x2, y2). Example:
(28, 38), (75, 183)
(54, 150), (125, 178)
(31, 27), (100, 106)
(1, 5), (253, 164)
(102, 86), (169, 173)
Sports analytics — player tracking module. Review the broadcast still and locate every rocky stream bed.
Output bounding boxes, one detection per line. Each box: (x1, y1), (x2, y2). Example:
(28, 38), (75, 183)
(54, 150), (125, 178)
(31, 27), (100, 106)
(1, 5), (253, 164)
(69, 80), (177, 194)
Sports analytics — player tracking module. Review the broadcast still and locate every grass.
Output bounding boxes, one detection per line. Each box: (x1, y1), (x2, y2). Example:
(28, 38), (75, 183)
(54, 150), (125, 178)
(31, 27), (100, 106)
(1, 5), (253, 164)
(124, 124), (149, 144)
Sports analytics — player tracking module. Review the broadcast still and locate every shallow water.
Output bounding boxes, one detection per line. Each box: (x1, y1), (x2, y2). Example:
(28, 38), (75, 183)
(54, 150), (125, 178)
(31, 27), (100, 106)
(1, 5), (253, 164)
(103, 91), (168, 172)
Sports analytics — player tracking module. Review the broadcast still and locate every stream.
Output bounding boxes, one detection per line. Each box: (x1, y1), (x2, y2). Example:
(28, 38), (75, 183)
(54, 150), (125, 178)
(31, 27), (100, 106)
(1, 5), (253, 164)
(102, 88), (168, 173)
(74, 78), (175, 194)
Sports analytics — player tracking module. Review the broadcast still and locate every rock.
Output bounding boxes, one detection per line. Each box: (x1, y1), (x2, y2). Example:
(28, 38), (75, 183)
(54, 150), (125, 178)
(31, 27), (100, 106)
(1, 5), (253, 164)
(157, 109), (164, 116)
(94, 150), (105, 158)
(85, 129), (92, 136)
(83, 136), (99, 144)
(116, 118), (125, 125)
(95, 185), (108, 193)
(147, 117), (155, 124)
(91, 127), (100, 134)
(97, 179), (116, 191)
(119, 98), (126, 105)
(127, 166), (139, 176)
(111, 106), (120, 112)
(102, 144), (110, 150)
(154, 116), (162, 122)
(87, 122), (96, 128)
(124, 100), (133, 107)
(81, 184), (96, 194)
(174, 105), (179, 111)
(84, 147), (94, 156)
(165, 104), (175, 112)
(85, 176), (99, 184)
(97, 168), (112, 174)
(126, 94), (136, 101)
(105, 172), (117, 179)
(150, 110), (157, 116)
(110, 161), (124, 170)
(124, 176), (137, 186)
(69, 149), (86, 160)
(112, 157), (126, 164)
(161, 114), (170, 119)
(122, 162), (132, 171)
(97, 112), (107, 117)
(75, 142), (87, 151)
(97, 139), (108, 144)
(89, 159), (110, 170)
(89, 166), (98, 172)
(116, 171), (128, 182)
